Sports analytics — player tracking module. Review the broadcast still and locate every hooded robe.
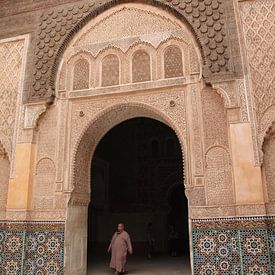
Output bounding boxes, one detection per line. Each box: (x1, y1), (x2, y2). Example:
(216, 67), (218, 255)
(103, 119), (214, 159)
(108, 230), (133, 272)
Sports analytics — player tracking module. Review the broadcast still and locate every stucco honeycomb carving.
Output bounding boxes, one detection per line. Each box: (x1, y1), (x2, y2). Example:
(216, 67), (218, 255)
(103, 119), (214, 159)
(240, 0), (275, 122)
(29, 0), (241, 101)
(57, 4), (203, 91)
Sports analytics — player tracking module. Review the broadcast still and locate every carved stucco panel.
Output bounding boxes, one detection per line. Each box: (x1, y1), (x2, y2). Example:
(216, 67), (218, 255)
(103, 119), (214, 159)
(240, 0), (275, 122)
(69, 89), (188, 195)
(261, 125), (275, 203)
(186, 83), (204, 178)
(32, 158), (56, 210)
(258, 104), (275, 162)
(0, 37), (26, 160)
(28, 0), (242, 100)
(70, 91), (187, 149)
(205, 146), (234, 206)
(73, 4), (181, 46)
(36, 107), (58, 161)
(201, 87), (229, 150)
(55, 99), (69, 189)
(237, 79), (249, 123)
(23, 103), (47, 129)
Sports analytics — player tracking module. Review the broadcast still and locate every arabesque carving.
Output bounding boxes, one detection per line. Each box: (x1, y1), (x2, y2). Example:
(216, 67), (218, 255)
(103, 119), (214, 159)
(240, 0), (275, 123)
(28, 0), (242, 101)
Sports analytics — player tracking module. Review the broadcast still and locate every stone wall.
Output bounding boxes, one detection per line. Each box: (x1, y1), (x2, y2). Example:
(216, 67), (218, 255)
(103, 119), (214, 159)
(0, 37), (27, 159)
(0, 36), (28, 221)
(263, 123), (275, 214)
(0, 1), (274, 274)
(239, 0), (275, 134)
(0, 0), (243, 101)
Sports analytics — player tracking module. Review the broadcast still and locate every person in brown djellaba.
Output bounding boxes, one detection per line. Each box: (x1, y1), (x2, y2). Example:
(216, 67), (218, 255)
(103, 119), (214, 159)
(108, 223), (133, 275)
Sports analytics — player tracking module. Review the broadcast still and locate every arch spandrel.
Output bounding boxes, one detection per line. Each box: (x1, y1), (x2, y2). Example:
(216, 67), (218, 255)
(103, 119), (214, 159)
(57, 3), (202, 92)
(71, 102), (188, 198)
(26, 0), (242, 102)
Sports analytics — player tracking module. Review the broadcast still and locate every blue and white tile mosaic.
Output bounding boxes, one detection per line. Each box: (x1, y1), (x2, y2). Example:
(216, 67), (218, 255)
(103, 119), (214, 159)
(192, 216), (274, 275)
(0, 221), (64, 275)
(0, 217), (274, 275)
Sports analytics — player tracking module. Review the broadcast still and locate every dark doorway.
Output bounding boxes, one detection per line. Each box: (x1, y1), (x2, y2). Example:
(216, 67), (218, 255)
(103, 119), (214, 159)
(87, 117), (190, 273)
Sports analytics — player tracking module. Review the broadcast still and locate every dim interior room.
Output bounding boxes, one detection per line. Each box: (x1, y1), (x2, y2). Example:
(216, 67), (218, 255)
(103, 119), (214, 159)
(87, 117), (191, 274)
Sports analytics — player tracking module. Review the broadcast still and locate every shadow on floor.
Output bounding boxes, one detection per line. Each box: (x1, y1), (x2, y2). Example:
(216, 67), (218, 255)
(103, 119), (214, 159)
(87, 255), (192, 275)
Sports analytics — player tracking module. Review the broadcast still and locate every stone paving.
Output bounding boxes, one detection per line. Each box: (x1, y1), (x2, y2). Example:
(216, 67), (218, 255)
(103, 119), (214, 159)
(88, 255), (192, 275)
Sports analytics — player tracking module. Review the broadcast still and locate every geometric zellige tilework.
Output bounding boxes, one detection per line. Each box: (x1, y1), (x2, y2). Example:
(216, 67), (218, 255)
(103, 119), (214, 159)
(0, 230), (24, 275)
(268, 228), (275, 275)
(24, 231), (64, 275)
(0, 222), (64, 275)
(193, 228), (273, 275)
(240, 229), (270, 274)
(193, 229), (241, 275)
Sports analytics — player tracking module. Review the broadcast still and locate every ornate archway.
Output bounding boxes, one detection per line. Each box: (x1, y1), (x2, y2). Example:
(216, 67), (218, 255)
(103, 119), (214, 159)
(66, 102), (189, 274)
(26, 0), (242, 101)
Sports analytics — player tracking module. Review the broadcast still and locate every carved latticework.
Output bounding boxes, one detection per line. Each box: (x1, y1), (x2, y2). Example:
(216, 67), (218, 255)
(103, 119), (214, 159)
(33, 158), (55, 210)
(28, 0), (242, 100)
(202, 88), (233, 205)
(33, 107), (58, 211)
(36, 108), (57, 160)
(132, 50), (151, 83)
(240, 0), (275, 122)
(201, 88), (229, 149)
(73, 59), (89, 90)
(58, 63), (67, 91)
(101, 54), (119, 87)
(190, 47), (200, 75)
(56, 5), (203, 91)
(263, 125), (275, 202)
(0, 39), (24, 158)
(164, 45), (183, 78)
(205, 147), (234, 206)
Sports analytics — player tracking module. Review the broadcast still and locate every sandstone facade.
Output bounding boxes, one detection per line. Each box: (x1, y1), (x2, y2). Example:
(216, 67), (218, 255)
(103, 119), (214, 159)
(0, 1), (274, 274)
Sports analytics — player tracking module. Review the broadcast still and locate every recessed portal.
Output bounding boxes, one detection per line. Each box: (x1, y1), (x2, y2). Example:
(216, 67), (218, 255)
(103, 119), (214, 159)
(87, 117), (190, 274)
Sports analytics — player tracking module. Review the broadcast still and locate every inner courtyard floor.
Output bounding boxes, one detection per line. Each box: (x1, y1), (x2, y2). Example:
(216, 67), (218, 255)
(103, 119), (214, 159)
(87, 255), (192, 275)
